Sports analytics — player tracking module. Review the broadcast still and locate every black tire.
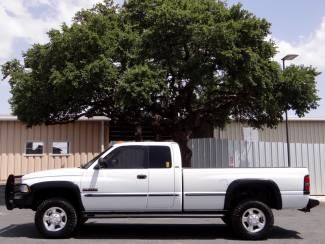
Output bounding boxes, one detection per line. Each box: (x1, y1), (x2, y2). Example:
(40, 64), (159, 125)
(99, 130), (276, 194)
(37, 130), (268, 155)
(35, 198), (78, 238)
(231, 200), (274, 240)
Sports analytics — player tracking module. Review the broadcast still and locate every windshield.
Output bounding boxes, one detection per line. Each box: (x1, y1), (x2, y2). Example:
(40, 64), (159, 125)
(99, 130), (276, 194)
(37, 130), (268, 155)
(81, 146), (112, 169)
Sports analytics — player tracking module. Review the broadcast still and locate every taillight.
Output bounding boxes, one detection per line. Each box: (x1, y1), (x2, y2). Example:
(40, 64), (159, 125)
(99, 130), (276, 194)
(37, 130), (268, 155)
(304, 175), (310, 195)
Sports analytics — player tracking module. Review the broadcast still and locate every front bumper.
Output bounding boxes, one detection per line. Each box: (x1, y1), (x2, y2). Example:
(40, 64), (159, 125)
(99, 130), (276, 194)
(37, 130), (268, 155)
(299, 198), (320, 212)
(5, 175), (33, 210)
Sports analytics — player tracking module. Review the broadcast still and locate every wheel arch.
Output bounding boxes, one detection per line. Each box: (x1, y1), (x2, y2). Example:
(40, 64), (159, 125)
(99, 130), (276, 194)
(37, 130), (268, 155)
(224, 179), (282, 210)
(30, 181), (84, 211)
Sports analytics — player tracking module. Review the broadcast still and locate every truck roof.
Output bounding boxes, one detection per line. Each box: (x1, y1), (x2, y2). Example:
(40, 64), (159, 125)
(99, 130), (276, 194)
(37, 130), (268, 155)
(111, 141), (177, 147)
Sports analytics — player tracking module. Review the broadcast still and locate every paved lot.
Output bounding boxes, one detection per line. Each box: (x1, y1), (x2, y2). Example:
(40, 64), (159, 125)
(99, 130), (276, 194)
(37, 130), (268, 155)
(0, 203), (324, 244)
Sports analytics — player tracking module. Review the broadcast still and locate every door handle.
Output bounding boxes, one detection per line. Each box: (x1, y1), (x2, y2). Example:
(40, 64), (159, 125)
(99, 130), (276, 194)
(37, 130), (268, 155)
(137, 174), (147, 179)
(82, 188), (98, 192)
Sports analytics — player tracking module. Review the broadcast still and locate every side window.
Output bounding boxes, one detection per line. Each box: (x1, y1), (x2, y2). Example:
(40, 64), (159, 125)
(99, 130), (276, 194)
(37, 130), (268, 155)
(26, 142), (44, 154)
(103, 146), (148, 169)
(149, 146), (172, 168)
(52, 142), (69, 154)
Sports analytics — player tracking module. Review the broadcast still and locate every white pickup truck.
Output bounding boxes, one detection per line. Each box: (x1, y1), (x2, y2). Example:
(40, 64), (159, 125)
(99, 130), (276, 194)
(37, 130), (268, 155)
(5, 142), (319, 240)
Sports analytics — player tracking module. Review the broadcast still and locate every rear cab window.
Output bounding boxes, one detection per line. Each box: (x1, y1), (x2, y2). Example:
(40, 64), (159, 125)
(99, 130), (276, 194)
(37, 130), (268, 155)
(148, 146), (172, 168)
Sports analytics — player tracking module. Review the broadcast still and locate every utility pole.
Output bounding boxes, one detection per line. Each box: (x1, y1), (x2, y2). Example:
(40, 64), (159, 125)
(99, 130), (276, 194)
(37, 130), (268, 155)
(281, 54), (298, 167)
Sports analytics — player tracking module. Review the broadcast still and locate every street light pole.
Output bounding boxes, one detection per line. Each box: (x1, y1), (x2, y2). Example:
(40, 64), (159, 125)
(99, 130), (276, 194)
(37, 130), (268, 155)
(281, 54), (298, 167)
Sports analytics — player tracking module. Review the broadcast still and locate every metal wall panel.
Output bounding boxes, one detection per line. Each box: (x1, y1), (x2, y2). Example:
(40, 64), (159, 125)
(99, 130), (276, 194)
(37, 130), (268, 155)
(189, 138), (325, 195)
(0, 121), (103, 183)
(216, 121), (325, 144)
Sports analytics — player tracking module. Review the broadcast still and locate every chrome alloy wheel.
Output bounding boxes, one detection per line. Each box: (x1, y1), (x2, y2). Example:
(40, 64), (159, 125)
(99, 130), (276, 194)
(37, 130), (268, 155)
(43, 207), (67, 232)
(241, 208), (266, 233)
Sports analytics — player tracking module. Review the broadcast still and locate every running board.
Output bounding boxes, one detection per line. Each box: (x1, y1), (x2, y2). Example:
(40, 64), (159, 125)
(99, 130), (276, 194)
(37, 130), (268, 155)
(83, 212), (227, 219)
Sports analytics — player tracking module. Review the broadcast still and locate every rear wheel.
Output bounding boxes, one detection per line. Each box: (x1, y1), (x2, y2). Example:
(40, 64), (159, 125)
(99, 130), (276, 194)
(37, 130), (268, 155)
(35, 198), (78, 238)
(231, 200), (274, 240)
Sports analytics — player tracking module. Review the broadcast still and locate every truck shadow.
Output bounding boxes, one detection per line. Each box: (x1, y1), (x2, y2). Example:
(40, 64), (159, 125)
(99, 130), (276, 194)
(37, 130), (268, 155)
(0, 222), (303, 240)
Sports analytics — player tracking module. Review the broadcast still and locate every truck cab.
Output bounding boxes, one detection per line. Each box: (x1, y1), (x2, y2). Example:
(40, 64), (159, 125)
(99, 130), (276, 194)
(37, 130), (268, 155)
(80, 142), (183, 212)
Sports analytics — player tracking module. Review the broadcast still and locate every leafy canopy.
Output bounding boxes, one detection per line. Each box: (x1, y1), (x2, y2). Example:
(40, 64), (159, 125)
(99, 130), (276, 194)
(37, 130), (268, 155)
(1, 0), (320, 164)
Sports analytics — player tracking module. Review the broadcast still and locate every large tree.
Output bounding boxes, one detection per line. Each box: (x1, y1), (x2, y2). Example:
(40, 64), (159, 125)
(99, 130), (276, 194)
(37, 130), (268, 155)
(2, 0), (320, 166)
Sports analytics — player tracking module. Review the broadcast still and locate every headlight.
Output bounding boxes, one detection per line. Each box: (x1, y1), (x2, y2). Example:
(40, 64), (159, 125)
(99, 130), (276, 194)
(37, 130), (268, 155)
(18, 184), (30, 193)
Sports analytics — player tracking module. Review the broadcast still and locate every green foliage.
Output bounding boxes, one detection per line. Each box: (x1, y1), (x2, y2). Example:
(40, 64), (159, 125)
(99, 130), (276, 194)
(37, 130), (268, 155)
(1, 0), (320, 164)
(279, 65), (320, 117)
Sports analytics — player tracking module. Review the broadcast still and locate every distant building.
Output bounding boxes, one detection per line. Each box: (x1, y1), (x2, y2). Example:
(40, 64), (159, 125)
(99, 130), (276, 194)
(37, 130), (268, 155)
(216, 118), (325, 144)
(0, 115), (109, 183)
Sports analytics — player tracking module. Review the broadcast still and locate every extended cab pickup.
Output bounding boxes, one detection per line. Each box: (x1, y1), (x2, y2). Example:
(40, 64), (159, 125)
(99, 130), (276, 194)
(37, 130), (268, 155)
(5, 142), (319, 240)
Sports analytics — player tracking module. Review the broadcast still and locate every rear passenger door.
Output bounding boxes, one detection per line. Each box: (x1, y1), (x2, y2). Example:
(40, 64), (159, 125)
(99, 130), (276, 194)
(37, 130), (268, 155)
(147, 146), (178, 211)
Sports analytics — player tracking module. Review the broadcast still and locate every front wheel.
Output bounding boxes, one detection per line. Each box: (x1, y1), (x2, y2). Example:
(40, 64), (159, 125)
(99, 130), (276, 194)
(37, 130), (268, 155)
(231, 200), (274, 240)
(35, 198), (78, 238)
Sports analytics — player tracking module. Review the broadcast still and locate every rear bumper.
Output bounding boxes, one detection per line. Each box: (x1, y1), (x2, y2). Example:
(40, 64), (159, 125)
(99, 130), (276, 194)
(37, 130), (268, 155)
(299, 198), (320, 212)
(5, 175), (33, 210)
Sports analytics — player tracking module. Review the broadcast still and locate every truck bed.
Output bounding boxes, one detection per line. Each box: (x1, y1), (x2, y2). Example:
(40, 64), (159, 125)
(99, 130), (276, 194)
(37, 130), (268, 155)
(183, 168), (309, 210)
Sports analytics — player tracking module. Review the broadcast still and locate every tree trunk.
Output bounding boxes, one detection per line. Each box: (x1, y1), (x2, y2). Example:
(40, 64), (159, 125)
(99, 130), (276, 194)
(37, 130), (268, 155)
(135, 125), (143, 141)
(173, 130), (192, 167)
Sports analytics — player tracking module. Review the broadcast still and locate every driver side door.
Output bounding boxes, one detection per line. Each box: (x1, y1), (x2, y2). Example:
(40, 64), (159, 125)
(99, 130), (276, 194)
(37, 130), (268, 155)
(81, 146), (149, 212)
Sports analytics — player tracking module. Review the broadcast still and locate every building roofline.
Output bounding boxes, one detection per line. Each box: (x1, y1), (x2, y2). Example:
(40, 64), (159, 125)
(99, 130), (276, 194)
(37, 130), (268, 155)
(284, 117), (325, 122)
(228, 117), (325, 122)
(0, 115), (110, 122)
(1, 114), (324, 122)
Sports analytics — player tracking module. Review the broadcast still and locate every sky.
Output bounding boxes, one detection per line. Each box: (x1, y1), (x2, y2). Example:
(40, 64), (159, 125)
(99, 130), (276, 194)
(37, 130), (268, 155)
(0, 0), (325, 118)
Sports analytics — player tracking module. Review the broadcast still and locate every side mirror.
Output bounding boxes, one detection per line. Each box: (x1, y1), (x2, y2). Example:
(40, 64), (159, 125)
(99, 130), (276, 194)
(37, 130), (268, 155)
(95, 158), (106, 169)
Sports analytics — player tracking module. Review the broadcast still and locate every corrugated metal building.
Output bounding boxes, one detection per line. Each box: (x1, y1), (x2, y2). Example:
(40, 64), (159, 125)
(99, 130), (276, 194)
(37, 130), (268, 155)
(0, 116), (109, 183)
(215, 118), (325, 143)
(209, 118), (325, 195)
